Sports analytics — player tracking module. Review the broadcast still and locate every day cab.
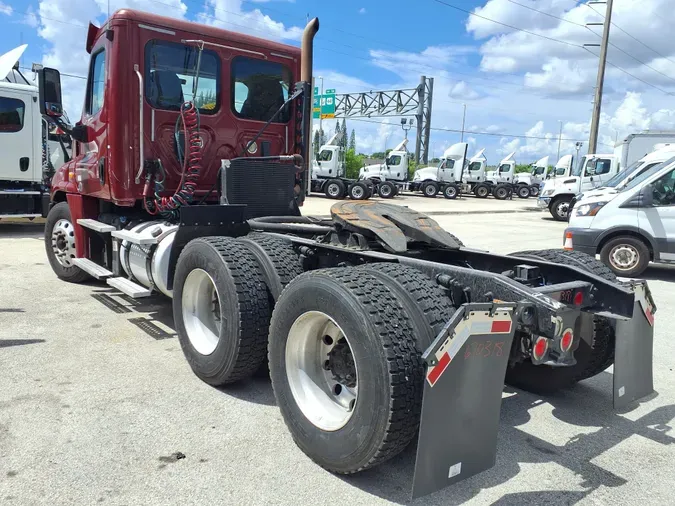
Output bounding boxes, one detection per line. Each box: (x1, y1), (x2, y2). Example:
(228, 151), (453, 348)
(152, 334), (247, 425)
(565, 156), (675, 277)
(50, 9), (302, 220)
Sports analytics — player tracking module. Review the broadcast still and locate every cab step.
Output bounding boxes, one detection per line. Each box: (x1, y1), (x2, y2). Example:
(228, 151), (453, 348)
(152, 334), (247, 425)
(111, 229), (158, 246)
(72, 258), (113, 279)
(77, 219), (116, 233)
(106, 277), (152, 298)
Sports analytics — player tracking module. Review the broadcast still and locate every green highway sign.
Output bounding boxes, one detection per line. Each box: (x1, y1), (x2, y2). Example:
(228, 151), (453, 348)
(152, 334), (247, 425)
(325, 88), (336, 94)
(313, 88), (336, 119)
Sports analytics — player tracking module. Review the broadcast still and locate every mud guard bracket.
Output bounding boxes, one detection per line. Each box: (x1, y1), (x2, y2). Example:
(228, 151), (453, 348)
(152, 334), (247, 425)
(412, 302), (517, 500)
(613, 283), (655, 409)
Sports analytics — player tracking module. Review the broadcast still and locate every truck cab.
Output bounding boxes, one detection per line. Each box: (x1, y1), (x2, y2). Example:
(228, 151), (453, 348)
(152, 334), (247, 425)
(358, 139), (409, 182)
(539, 153), (619, 221)
(411, 142), (467, 188)
(486, 151), (515, 184)
(565, 155), (675, 276)
(312, 144), (344, 179)
(464, 148), (486, 184)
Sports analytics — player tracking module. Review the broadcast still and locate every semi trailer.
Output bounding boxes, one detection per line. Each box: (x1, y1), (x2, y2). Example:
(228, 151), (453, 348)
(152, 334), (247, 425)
(39, 9), (656, 500)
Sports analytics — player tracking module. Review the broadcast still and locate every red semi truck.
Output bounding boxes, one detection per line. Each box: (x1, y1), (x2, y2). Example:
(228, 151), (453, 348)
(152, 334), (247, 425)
(39, 10), (656, 499)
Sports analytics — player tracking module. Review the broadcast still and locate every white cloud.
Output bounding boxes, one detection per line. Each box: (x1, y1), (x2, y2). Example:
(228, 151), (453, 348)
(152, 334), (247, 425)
(449, 81), (480, 100)
(0, 1), (12, 15)
(197, 0), (302, 41)
(23, 7), (39, 28)
(359, 7), (366, 14)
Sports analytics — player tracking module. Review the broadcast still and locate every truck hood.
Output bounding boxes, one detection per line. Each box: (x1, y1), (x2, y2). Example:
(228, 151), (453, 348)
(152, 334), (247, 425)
(413, 166), (438, 181)
(541, 176), (579, 196)
(0, 44), (28, 80)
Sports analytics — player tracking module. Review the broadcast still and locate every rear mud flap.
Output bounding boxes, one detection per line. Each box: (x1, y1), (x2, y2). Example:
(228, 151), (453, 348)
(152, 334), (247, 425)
(613, 284), (655, 409)
(412, 302), (517, 500)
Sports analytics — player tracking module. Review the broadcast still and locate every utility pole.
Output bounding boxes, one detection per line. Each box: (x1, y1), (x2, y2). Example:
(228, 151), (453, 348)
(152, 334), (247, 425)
(585, 0), (614, 155)
(460, 104), (467, 142)
(557, 120), (563, 160)
(317, 76), (324, 144)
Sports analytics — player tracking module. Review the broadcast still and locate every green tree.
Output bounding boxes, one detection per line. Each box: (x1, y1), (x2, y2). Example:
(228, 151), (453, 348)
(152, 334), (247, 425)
(349, 129), (356, 151)
(341, 118), (347, 150)
(313, 130), (320, 157)
(335, 120), (341, 137)
(515, 164), (532, 173)
(345, 148), (364, 179)
(319, 128), (326, 146)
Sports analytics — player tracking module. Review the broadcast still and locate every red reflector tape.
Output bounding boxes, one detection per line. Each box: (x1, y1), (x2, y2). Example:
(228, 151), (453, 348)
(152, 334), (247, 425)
(491, 320), (512, 333)
(427, 352), (451, 387)
(645, 307), (654, 326)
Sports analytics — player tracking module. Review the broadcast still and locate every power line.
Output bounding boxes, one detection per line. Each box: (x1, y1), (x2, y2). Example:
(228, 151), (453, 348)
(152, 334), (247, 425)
(19, 66), (87, 80)
(505, 0), (586, 28)
(582, 47), (675, 96)
(585, 3), (675, 67)
(432, 0), (584, 48)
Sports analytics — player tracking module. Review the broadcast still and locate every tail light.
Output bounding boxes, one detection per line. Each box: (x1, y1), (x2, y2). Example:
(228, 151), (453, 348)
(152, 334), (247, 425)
(532, 336), (548, 361)
(560, 328), (574, 353)
(573, 291), (584, 306)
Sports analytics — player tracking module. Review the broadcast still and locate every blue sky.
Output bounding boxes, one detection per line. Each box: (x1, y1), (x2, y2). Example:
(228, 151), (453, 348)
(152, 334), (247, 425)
(2, 0), (675, 164)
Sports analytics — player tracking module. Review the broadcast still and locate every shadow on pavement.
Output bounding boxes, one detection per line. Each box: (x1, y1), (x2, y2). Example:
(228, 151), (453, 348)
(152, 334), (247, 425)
(641, 264), (675, 282)
(0, 338), (46, 348)
(339, 379), (674, 505)
(0, 222), (45, 239)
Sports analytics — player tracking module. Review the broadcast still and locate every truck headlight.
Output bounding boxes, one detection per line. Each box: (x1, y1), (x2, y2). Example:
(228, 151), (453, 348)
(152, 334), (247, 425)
(542, 189), (555, 196)
(575, 202), (607, 217)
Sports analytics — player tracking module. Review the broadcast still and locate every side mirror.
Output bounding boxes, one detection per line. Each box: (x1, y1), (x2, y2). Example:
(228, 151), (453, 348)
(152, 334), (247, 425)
(640, 184), (654, 207)
(38, 68), (63, 117)
(70, 124), (91, 144)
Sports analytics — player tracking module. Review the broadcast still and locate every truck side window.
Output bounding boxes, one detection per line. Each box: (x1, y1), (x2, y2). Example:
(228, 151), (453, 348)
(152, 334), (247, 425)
(595, 159), (612, 175)
(0, 97), (25, 133)
(469, 162), (481, 171)
(145, 40), (220, 114)
(652, 169), (675, 206)
(232, 57), (292, 123)
(498, 163), (510, 173)
(86, 50), (106, 115)
(318, 150), (332, 161)
(555, 167), (566, 176)
(388, 155), (401, 165)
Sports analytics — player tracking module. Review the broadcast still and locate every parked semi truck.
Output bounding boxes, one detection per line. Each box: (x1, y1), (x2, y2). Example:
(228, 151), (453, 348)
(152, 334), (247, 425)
(38, 9), (656, 499)
(0, 45), (71, 219)
(357, 138), (409, 198)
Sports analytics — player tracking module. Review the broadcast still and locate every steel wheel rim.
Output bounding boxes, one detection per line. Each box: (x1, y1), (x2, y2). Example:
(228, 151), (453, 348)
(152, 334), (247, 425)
(327, 183), (340, 197)
(519, 187), (530, 198)
(51, 218), (77, 267)
(182, 268), (222, 356)
(351, 186), (364, 199)
(556, 201), (569, 218)
(424, 184), (436, 196)
(610, 245), (639, 271)
(497, 188), (507, 198)
(286, 311), (358, 431)
(446, 186), (457, 198)
(380, 185), (392, 197)
(478, 187), (488, 197)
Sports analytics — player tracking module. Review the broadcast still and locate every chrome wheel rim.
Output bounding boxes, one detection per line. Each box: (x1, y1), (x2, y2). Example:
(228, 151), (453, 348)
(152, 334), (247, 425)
(424, 185), (436, 196)
(610, 245), (639, 271)
(286, 311), (358, 431)
(327, 183), (340, 197)
(351, 186), (364, 199)
(446, 187), (457, 197)
(182, 268), (222, 356)
(380, 185), (392, 197)
(556, 201), (569, 219)
(51, 218), (76, 267)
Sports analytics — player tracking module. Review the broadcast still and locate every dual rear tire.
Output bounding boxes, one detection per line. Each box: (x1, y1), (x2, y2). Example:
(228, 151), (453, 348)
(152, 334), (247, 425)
(173, 243), (450, 472)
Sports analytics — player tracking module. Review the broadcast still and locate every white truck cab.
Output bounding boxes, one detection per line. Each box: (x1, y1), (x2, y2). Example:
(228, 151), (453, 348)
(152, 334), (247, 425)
(358, 139), (409, 182)
(515, 156), (549, 188)
(538, 153), (620, 221)
(486, 151), (516, 184)
(565, 156), (675, 276)
(465, 149), (487, 184)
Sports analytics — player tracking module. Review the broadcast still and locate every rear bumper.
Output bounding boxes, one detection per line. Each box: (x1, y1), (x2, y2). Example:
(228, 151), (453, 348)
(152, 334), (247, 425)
(563, 227), (601, 256)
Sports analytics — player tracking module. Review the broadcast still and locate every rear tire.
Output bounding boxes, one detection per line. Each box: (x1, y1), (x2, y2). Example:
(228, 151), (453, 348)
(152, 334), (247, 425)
(44, 202), (90, 283)
(173, 237), (271, 386)
(324, 179), (346, 199)
(529, 185), (540, 197)
(474, 184), (489, 198)
(377, 181), (396, 199)
(422, 181), (439, 197)
(268, 268), (422, 473)
(348, 181), (369, 200)
(493, 184), (510, 200)
(600, 235), (650, 277)
(506, 249), (617, 392)
(442, 183), (459, 200)
(517, 185), (531, 199)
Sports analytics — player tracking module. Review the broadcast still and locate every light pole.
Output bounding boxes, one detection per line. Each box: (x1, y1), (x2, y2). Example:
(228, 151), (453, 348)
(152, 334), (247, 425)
(317, 76), (324, 143)
(557, 120), (563, 160)
(575, 141), (583, 169)
(460, 104), (467, 142)
(401, 118), (414, 140)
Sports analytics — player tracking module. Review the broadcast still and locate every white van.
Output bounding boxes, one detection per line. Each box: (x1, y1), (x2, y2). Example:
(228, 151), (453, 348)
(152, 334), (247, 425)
(564, 156), (675, 276)
(568, 146), (675, 215)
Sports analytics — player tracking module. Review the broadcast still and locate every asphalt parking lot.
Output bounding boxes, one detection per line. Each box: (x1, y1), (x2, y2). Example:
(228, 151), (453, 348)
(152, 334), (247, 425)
(1, 195), (674, 505)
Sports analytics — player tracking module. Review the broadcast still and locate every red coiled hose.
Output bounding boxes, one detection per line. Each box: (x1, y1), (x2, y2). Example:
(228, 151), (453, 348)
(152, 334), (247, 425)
(144, 102), (202, 215)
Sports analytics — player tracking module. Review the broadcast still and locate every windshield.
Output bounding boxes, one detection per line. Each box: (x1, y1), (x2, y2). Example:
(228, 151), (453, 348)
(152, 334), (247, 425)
(604, 160), (644, 188)
(572, 155), (586, 177)
(620, 156), (675, 192)
(532, 166), (545, 175)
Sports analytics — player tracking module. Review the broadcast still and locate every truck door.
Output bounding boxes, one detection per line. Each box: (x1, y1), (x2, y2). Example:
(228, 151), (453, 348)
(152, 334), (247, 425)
(0, 90), (35, 182)
(638, 166), (675, 262)
(75, 45), (109, 197)
(438, 159), (454, 182)
(582, 157), (612, 191)
(498, 163), (512, 182)
(386, 153), (403, 180)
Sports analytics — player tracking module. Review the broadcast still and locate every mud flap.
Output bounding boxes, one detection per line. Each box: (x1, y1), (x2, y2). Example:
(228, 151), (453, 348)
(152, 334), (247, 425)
(613, 283), (655, 409)
(412, 302), (517, 500)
